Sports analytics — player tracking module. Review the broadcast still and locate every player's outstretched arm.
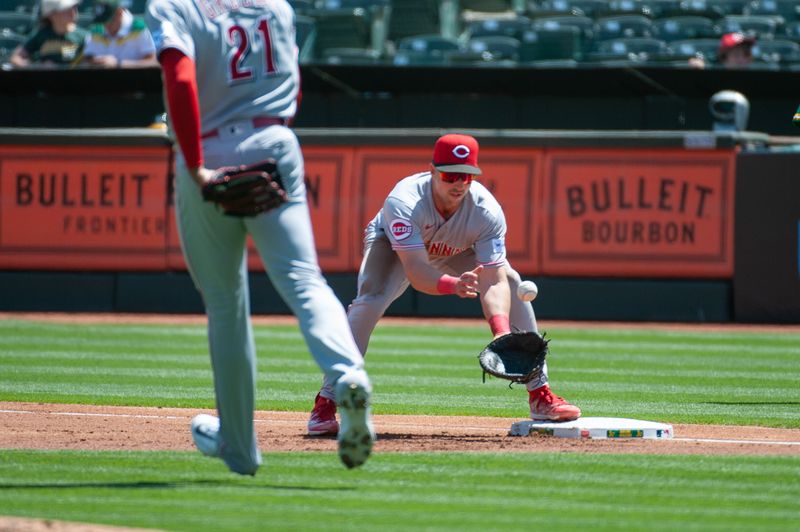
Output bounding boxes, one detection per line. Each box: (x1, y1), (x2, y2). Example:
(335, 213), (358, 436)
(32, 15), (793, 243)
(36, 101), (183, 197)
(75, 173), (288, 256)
(396, 249), (481, 297)
(478, 265), (512, 338)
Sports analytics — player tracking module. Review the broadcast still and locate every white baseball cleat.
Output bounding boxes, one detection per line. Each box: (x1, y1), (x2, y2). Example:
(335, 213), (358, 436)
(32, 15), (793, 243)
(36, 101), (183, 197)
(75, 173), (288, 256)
(334, 373), (375, 469)
(191, 414), (221, 457)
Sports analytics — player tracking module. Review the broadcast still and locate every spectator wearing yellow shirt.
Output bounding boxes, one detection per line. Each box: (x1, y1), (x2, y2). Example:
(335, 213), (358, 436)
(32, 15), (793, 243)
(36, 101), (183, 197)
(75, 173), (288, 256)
(83, 0), (157, 67)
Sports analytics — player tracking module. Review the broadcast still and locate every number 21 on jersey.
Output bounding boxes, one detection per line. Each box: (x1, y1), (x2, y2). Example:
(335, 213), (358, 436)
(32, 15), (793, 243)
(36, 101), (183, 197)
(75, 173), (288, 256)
(226, 17), (277, 83)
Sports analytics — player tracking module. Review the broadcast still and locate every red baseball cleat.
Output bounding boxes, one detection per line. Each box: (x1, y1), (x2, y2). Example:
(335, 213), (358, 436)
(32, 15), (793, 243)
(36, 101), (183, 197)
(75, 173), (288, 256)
(528, 385), (581, 422)
(307, 393), (339, 436)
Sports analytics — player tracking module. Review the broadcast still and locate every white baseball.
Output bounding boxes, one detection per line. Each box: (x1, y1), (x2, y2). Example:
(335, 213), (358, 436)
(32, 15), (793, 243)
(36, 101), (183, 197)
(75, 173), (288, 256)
(517, 280), (539, 302)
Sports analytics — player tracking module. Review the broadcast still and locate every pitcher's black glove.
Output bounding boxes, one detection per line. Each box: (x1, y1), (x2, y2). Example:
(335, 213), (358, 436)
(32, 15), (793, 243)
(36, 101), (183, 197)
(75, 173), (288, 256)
(202, 159), (287, 217)
(478, 331), (549, 384)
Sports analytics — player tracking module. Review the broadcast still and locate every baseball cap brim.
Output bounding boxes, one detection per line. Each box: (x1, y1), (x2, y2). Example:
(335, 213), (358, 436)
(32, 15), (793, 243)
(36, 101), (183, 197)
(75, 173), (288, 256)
(434, 163), (482, 175)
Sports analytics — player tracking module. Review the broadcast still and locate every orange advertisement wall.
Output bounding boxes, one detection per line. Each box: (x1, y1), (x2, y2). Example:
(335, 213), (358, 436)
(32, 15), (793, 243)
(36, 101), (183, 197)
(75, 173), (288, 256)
(0, 145), (171, 270)
(540, 149), (736, 278)
(0, 141), (736, 279)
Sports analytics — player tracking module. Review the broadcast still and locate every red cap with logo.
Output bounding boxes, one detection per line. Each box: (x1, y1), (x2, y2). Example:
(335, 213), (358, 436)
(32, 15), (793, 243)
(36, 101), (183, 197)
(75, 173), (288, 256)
(432, 134), (482, 175)
(718, 32), (755, 57)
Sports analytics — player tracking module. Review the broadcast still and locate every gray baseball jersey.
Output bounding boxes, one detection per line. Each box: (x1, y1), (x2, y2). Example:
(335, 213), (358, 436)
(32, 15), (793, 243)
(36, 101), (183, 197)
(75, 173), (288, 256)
(376, 171), (507, 268)
(146, 0), (367, 475)
(147, 0), (299, 133)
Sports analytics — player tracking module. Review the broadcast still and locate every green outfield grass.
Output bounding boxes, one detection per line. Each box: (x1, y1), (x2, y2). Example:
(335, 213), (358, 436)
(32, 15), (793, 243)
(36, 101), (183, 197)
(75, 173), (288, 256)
(0, 318), (798, 427)
(1, 317), (799, 531)
(1, 450), (799, 532)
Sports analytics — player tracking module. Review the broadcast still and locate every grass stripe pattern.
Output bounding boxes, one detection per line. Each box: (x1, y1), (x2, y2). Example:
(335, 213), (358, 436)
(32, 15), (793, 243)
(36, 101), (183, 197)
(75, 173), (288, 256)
(0, 319), (798, 427)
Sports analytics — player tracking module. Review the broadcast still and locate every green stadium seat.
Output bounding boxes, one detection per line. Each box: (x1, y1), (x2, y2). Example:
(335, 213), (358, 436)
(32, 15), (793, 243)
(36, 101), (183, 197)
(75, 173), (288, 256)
(0, 10), (34, 36)
(387, 0), (440, 42)
(679, 0), (748, 18)
(397, 33), (461, 55)
(719, 14), (782, 37)
(667, 37), (720, 60)
(648, 0), (691, 18)
(0, 0), (36, 12)
(518, 26), (582, 61)
(295, 14), (316, 63)
(392, 48), (450, 65)
(464, 15), (532, 39)
(596, 0), (658, 18)
(586, 36), (670, 61)
(783, 20), (800, 42)
(594, 14), (655, 41)
(466, 34), (521, 59)
(528, 0), (608, 18)
(653, 15), (719, 40)
(310, 7), (372, 60)
(0, 27), (23, 62)
(752, 37), (800, 63)
(321, 46), (383, 64)
(531, 14), (595, 53)
(744, 0), (800, 22)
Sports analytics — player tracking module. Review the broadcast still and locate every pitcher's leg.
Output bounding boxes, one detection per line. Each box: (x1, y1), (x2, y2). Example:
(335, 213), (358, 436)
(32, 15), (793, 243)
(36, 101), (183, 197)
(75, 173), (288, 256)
(175, 169), (261, 475)
(248, 200), (364, 384)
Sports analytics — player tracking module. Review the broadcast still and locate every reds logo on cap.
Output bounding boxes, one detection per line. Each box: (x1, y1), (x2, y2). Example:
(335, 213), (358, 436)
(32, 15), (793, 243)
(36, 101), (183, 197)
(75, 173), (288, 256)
(432, 133), (482, 175)
(451, 144), (471, 159)
(390, 219), (413, 241)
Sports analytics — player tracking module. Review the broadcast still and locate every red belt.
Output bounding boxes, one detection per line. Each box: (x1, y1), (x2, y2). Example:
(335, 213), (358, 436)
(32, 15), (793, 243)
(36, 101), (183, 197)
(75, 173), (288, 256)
(201, 116), (288, 139)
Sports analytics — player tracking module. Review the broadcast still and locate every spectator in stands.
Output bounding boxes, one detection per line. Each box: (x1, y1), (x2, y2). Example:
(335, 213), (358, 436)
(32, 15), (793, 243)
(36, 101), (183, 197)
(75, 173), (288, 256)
(717, 32), (756, 69)
(687, 32), (756, 69)
(9, 0), (88, 67)
(83, 0), (157, 67)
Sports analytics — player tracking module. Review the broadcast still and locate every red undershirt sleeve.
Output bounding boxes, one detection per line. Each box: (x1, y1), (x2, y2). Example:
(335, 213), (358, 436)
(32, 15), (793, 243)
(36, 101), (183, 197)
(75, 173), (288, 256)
(159, 48), (203, 169)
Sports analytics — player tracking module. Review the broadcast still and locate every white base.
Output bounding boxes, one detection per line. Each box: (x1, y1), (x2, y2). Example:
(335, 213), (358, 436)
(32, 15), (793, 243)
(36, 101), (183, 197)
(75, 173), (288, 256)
(509, 417), (673, 439)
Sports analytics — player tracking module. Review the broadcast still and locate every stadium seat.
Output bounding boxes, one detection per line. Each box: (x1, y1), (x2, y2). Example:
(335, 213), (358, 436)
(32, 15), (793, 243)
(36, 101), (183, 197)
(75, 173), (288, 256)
(387, 0), (439, 42)
(586, 36), (670, 62)
(396, 34), (462, 64)
(518, 26), (582, 61)
(751, 37), (800, 62)
(466, 35), (521, 60)
(531, 14), (595, 53)
(392, 48), (450, 65)
(295, 14), (316, 63)
(638, 0), (686, 17)
(321, 46), (383, 64)
(313, 0), (389, 56)
(783, 20), (800, 42)
(0, 0), (35, 12)
(594, 15), (655, 41)
(0, 27), (23, 63)
(528, 0), (608, 18)
(667, 37), (720, 60)
(743, 0), (800, 22)
(464, 15), (532, 39)
(310, 7), (373, 60)
(679, 0), (748, 18)
(653, 15), (719, 40)
(596, 0), (657, 18)
(719, 14), (781, 38)
(0, 11), (34, 36)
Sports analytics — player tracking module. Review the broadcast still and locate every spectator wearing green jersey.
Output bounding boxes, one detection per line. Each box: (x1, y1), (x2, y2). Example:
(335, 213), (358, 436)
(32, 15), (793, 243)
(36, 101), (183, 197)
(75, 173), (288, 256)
(9, 0), (88, 67)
